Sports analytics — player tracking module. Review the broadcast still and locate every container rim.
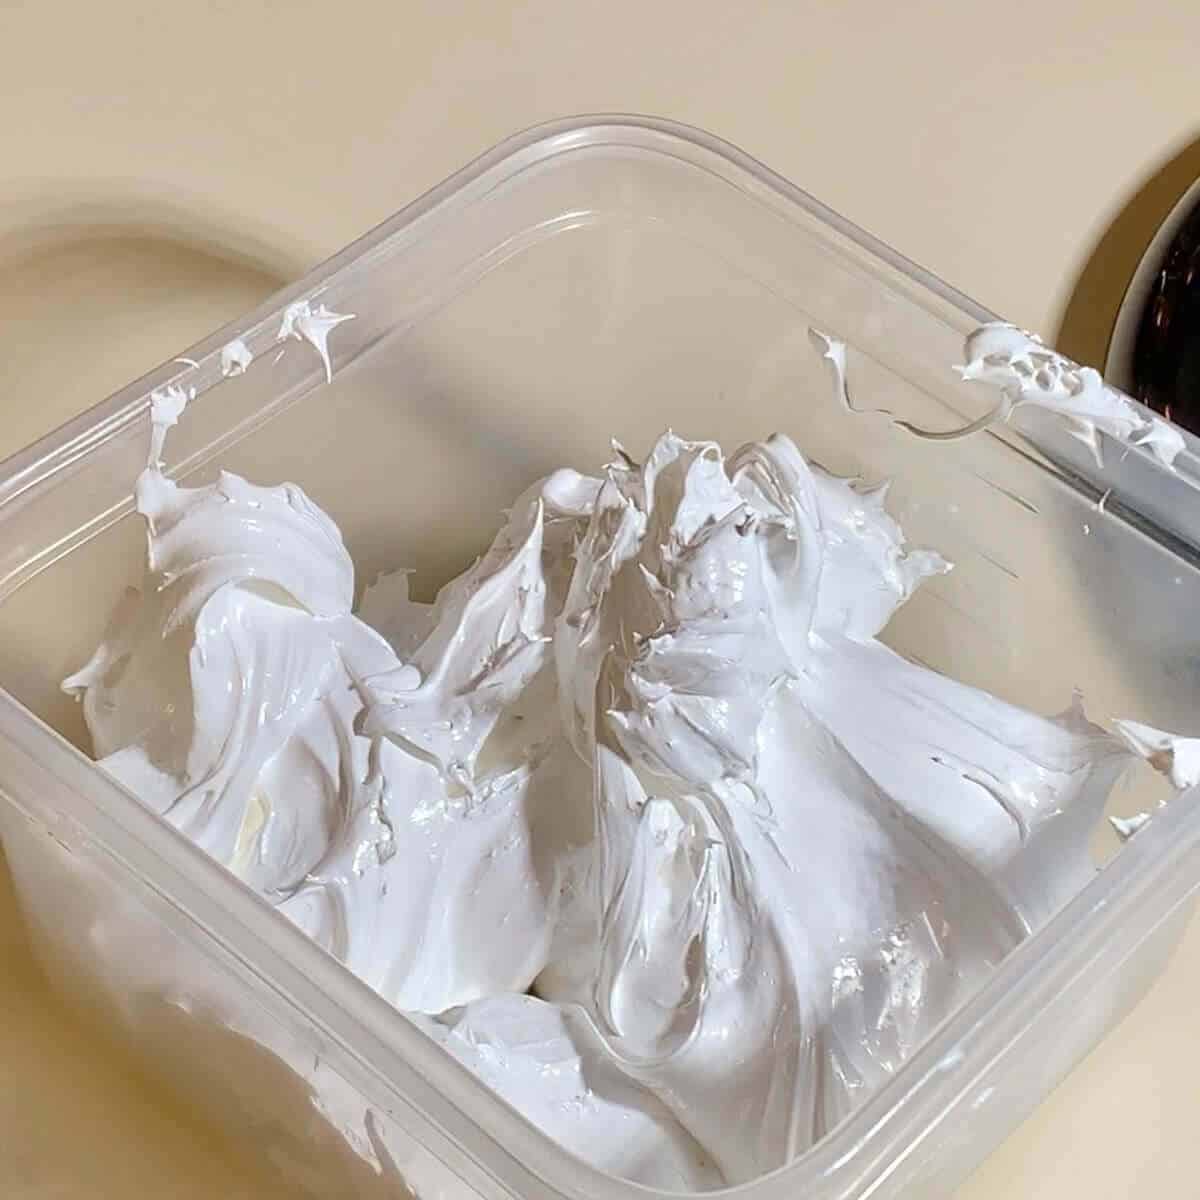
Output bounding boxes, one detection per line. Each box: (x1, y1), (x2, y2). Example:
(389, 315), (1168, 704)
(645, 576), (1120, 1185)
(0, 114), (999, 513)
(2, 114), (1198, 1200)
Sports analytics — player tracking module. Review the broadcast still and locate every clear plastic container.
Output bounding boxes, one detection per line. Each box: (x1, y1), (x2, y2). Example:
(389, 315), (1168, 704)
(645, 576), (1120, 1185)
(2, 115), (1200, 1199)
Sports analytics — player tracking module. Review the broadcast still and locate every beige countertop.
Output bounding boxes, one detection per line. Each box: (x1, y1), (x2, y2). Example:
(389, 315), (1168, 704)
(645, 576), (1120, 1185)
(3, 2), (1200, 1195)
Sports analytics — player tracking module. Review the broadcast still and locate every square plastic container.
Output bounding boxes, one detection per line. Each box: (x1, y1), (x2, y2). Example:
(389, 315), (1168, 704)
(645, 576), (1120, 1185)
(2, 116), (1200, 1199)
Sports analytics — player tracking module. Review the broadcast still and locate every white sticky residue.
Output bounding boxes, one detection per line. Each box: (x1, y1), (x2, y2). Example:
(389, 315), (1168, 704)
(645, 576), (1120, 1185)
(149, 384), (188, 429)
(145, 384), (189, 469)
(1113, 719), (1200, 790)
(895, 323), (1185, 470)
(277, 299), (355, 383)
(809, 327), (860, 413)
(221, 338), (254, 378)
(65, 342), (1153, 1187)
(1110, 812), (1152, 841)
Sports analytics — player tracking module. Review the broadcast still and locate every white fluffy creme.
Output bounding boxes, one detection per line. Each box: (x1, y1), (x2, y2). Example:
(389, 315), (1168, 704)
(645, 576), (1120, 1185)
(65, 393), (1135, 1189)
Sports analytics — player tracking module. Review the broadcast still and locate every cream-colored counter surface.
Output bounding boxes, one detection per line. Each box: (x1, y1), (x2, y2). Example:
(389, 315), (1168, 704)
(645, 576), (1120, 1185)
(2, 3), (1199, 1196)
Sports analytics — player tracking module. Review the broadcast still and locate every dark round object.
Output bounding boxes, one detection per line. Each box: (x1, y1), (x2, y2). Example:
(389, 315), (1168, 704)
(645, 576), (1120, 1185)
(1132, 196), (1200, 434)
